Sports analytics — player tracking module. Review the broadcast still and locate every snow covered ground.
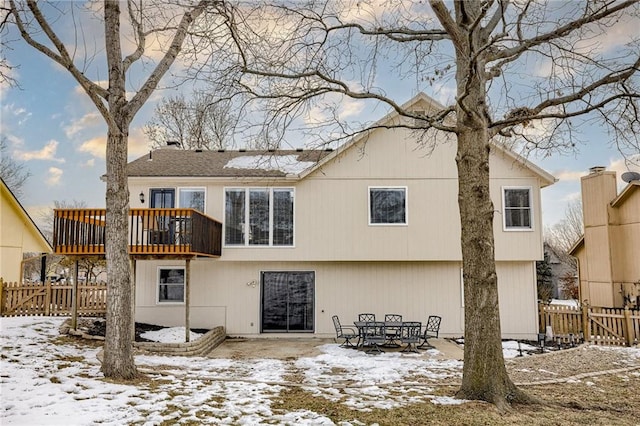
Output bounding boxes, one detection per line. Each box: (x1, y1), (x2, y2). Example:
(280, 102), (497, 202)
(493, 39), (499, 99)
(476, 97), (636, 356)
(0, 316), (631, 425)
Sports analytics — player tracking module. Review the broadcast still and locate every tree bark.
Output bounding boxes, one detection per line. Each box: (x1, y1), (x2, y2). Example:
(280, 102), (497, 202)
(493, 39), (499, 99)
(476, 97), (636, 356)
(450, 2), (529, 409)
(101, 0), (136, 380)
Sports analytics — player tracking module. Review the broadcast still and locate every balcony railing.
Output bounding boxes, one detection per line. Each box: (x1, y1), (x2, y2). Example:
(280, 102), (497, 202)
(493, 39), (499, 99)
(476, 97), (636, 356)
(53, 208), (222, 257)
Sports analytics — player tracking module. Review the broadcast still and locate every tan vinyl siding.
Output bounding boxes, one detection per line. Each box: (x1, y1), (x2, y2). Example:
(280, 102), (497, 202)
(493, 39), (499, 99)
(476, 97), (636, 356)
(134, 259), (538, 340)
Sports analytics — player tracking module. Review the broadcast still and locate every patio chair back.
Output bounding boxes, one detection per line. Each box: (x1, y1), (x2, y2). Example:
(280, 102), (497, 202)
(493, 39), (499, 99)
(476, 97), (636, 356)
(418, 315), (442, 349)
(358, 313), (376, 322)
(332, 315), (358, 348)
(400, 321), (422, 352)
(384, 314), (402, 322)
(362, 321), (386, 354)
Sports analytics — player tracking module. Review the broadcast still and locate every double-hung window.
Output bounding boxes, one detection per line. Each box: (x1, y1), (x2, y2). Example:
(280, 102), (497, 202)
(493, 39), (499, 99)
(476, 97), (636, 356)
(225, 188), (294, 246)
(369, 187), (408, 225)
(502, 187), (532, 230)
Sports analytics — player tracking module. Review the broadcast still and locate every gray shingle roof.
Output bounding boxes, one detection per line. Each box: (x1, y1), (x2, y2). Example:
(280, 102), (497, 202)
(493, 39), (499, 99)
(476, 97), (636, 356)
(126, 149), (333, 178)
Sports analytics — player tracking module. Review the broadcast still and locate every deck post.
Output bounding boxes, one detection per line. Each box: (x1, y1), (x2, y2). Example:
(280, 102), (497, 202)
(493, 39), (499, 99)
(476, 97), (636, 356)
(185, 258), (191, 343)
(71, 258), (79, 329)
(131, 258), (136, 342)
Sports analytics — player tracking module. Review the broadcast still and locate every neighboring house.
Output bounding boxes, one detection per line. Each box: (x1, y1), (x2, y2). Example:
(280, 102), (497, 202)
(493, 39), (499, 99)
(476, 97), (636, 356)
(53, 93), (556, 340)
(1, 178), (53, 283)
(570, 167), (640, 308)
(544, 242), (577, 300)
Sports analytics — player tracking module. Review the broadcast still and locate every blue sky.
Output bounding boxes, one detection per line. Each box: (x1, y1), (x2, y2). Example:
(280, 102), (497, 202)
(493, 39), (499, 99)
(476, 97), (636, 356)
(1, 2), (638, 231)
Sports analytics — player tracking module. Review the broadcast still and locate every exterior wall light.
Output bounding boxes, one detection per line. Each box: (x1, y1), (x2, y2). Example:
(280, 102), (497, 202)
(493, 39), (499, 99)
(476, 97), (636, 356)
(139, 191), (145, 204)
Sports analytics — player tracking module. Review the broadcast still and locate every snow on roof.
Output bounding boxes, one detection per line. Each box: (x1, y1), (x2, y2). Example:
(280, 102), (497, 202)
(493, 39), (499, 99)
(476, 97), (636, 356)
(223, 154), (316, 175)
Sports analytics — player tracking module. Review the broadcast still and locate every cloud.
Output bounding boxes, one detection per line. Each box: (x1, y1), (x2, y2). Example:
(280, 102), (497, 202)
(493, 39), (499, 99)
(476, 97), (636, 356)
(77, 126), (149, 159)
(46, 167), (63, 186)
(83, 158), (95, 168)
(1, 102), (32, 126)
(15, 140), (66, 163)
(64, 112), (102, 138)
(608, 155), (640, 175)
(554, 170), (587, 182)
(78, 136), (106, 158)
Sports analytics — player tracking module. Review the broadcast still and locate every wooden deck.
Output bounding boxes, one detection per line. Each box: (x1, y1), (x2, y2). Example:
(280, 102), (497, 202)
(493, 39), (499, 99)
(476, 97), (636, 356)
(53, 208), (222, 257)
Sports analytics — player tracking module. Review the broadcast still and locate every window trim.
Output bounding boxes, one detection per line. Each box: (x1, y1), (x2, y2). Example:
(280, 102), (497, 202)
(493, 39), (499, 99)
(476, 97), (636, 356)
(368, 186), (408, 226)
(177, 187), (206, 213)
(157, 266), (185, 305)
(502, 186), (534, 232)
(223, 187), (296, 247)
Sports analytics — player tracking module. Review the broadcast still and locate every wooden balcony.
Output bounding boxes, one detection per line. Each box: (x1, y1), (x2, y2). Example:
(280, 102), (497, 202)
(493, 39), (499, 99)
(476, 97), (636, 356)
(53, 208), (222, 258)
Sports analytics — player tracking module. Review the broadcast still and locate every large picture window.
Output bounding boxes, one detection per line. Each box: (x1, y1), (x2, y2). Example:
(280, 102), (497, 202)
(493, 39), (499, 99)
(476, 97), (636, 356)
(224, 188), (294, 246)
(158, 267), (185, 303)
(503, 187), (532, 230)
(369, 187), (407, 225)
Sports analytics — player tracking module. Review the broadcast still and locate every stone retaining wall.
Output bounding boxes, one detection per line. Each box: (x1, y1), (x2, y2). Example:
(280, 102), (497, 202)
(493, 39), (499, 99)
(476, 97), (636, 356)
(134, 326), (226, 357)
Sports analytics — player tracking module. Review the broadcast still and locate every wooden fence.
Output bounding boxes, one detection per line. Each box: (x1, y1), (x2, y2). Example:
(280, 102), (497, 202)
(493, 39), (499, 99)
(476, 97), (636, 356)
(539, 302), (640, 347)
(0, 279), (107, 317)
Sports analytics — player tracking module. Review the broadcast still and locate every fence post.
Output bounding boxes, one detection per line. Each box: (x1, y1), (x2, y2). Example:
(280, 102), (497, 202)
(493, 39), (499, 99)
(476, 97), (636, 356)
(582, 301), (590, 343)
(44, 280), (51, 316)
(622, 306), (634, 347)
(0, 278), (4, 317)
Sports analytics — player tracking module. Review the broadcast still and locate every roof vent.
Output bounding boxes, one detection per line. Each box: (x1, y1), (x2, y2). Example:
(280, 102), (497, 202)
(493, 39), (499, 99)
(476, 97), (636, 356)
(195, 149), (202, 153)
(165, 141), (181, 149)
(218, 149), (225, 153)
(324, 148), (333, 152)
(239, 149), (246, 152)
(296, 148), (303, 152)
(589, 166), (606, 174)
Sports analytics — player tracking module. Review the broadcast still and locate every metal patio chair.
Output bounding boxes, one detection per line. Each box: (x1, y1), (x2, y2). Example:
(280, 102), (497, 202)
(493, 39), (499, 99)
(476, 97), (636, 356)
(358, 313), (376, 322)
(400, 321), (422, 353)
(362, 321), (386, 354)
(384, 313), (402, 347)
(332, 315), (358, 348)
(418, 315), (441, 349)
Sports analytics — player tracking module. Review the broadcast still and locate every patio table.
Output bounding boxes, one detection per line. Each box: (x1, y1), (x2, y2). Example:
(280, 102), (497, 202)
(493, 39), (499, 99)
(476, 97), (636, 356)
(354, 321), (405, 349)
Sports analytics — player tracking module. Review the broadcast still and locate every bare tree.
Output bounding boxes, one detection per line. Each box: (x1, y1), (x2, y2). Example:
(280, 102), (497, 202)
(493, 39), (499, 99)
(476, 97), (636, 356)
(3, 0), (212, 379)
(209, 0), (639, 408)
(546, 200), (584, 252)
(0, 136), (31, 199)
(144, 92), (237, 150)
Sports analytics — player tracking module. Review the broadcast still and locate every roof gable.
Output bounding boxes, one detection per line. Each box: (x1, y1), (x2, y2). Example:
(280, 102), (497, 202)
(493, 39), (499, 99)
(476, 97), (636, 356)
(1, 178), (52, 253)
(128, 92), (555, 186)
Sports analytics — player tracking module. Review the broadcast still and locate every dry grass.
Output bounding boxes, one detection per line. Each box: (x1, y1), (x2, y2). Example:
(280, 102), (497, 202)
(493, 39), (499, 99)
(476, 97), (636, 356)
(272, 373), (640, 425)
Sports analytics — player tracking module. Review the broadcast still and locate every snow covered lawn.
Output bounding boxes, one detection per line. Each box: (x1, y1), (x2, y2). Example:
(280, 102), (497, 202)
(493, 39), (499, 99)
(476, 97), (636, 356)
(2, 316), (638, 425)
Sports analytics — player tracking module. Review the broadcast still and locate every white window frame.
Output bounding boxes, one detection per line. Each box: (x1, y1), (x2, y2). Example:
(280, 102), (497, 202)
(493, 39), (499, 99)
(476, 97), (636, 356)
(157, 266), (185, 304)
(502, 186), (533, 231)
(368, 186), (408, 226)
(178, 187), (206, 213)
(223, 187), (295, 247)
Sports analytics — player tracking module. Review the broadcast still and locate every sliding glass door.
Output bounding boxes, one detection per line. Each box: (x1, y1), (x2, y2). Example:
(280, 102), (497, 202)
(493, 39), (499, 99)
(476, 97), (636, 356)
(261, 271), (314, 333)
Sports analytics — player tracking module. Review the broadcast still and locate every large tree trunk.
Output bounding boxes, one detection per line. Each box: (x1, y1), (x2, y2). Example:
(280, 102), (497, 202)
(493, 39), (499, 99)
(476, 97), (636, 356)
(451, 2), (528, 408)
(101, 0), (137, 379)
(101, 127), (137, 379)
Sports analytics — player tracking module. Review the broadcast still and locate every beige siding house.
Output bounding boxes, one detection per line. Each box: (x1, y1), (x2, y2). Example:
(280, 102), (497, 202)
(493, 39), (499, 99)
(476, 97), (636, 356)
(1, 178), (53, 283)
(570, 167), (640, 308)
(126, 93), (556, 339)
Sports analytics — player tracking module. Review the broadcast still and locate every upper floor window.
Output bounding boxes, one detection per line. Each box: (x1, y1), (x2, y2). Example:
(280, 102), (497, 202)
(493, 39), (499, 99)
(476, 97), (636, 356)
(225, 188), (294, 246)
(503, 187), (532, 230)
(179, 188), (205, 212)
(369, 187), (407, 225)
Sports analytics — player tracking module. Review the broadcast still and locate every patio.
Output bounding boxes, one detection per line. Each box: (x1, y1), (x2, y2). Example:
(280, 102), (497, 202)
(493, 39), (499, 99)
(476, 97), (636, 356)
(207, 336), (464, 360)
